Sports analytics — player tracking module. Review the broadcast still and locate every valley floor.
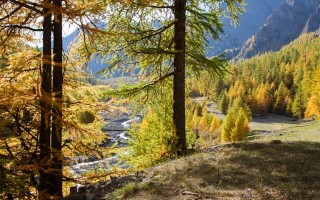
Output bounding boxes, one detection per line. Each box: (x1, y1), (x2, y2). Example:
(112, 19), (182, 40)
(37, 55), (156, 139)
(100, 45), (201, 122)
(65, 97), (320, 200)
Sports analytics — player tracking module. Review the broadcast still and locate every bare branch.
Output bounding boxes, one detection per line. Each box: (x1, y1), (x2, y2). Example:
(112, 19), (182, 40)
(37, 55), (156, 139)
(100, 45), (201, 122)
(2, 24), (43, 31)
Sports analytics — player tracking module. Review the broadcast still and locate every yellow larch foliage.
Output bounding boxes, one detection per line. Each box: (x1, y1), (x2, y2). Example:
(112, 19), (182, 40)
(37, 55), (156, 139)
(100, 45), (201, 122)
(198, 106), (208, 131)
(209, 114), (221, 133)
(305, 95), (319, 118)
(221, 98), (251, 143)
(229, 80), (245, 99)
(256, 83), (270, 114)
(192, 108), (200, 129)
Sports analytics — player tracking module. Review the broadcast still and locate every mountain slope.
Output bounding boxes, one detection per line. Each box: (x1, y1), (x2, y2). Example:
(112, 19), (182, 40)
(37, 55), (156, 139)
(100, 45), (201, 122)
(208, 0), (284, 56)
(63, 0), (284, 69)
(62, 0), (319, 74)
(236, 0), (320, 59)
(303, 5), (320, 33)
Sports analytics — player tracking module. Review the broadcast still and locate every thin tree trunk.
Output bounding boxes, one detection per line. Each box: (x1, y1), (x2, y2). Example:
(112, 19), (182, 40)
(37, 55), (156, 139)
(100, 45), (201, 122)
(173, 0), (187, 155)
(39, 0), (52, 197)
(51, 0), (63, 197)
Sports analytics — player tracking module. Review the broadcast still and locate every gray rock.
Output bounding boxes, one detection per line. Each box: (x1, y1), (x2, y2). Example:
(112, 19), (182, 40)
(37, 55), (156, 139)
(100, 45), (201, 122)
(236, 0), (320, 59)
(208, 0), (283, 57)
(302, 6), (320, 33)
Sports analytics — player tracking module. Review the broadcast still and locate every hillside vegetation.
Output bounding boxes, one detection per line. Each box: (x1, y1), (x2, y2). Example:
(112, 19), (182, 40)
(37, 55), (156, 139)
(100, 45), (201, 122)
(195, 32), (320, 120)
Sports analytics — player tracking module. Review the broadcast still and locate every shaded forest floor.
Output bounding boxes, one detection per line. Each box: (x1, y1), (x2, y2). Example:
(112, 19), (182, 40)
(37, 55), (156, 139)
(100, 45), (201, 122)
(99, 120), (320, 200)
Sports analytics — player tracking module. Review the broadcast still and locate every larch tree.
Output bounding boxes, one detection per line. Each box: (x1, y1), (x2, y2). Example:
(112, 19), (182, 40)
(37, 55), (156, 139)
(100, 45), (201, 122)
(209, 114), (221, 133)
(39, 0), (53, 196)
(80, 0), (243, 155)
(221, 97), (250, 142)
(273, 81), (289, 114)
(221, 107), (236, 142)
(305, 95), (319, 118)
(173, 0), (187, 153)
(218, 90), (229, 114)
(198, 105), (208, 131)
(292, 84), (305, 123)
(51, 0), (63, 195)
(0, 0), (110, 198)
(230, 108), (249, 141)
(305, 67), (320, 119)
(256, 83), (270, 115)
(192, 106), (200, 130)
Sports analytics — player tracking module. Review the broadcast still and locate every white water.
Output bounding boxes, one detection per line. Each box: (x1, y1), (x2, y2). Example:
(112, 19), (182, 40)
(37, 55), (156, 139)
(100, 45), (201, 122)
(121, 116), (141, 129)
(69, 156), (119, 174)
(68, 116), (140, 174)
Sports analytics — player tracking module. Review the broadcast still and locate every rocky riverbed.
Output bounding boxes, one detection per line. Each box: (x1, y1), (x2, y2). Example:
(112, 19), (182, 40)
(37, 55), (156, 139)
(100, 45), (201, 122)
(68, 113), (141, 174)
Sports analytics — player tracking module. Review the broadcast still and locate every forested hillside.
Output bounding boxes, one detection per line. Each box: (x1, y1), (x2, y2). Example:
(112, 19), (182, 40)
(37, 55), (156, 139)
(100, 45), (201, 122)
(195, 32), (320, 120)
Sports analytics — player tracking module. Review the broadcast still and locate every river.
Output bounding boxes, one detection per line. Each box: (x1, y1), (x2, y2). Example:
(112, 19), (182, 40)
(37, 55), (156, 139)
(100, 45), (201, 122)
(68, 114), (141, 174)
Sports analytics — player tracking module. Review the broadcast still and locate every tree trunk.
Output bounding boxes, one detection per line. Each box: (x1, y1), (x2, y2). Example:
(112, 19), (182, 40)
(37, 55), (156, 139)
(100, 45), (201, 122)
(39, 0), (52, 197)
(173, 0), (187, 155)
(51, 0), (63, 197)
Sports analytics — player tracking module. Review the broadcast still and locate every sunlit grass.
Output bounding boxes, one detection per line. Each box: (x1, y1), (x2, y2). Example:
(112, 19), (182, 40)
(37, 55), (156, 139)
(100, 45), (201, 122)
(254, 120), (320, 142)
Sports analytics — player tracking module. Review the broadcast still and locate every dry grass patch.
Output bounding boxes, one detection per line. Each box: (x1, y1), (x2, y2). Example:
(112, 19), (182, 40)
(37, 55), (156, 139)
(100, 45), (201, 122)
(102, 141), (320, 199)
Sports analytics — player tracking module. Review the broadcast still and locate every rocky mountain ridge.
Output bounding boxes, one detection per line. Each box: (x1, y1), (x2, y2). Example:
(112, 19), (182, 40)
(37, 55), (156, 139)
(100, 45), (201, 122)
(235, 0), (320, 59)
(208, 0), (284, 56)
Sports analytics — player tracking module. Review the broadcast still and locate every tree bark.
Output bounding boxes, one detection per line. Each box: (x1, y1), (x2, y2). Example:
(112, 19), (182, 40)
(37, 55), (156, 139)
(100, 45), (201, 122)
(39, 0), (52, 197)
(173, 0), (187, 155)
(51, 0), (63, 197)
